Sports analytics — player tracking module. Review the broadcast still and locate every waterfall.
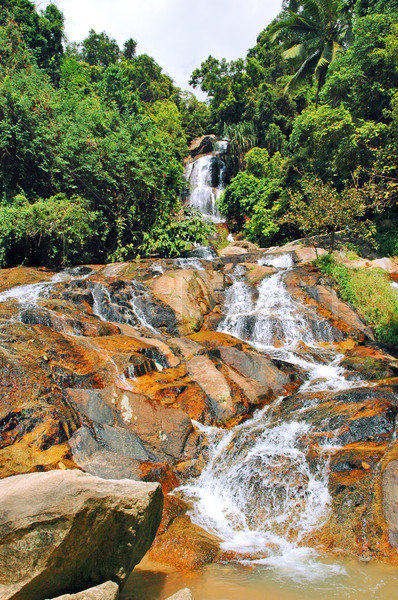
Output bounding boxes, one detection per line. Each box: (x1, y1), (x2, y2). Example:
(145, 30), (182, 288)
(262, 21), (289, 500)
(184, 142), (227, 223)
(219, 262), (334, 354)
(181, 409), (331, 561)
(179, 259), (366, 576)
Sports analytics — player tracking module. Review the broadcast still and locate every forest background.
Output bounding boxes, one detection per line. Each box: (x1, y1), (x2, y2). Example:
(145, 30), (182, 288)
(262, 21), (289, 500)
(0, 0), (397, 267)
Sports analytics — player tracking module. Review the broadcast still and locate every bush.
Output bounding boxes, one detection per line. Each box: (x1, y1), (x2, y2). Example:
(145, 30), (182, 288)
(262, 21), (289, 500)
(316, 254), (398, 346)
(0, 194), (104, 267)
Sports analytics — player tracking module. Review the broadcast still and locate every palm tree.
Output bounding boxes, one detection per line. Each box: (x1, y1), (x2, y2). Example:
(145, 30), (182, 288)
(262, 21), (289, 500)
(223, 122), (257, 171)
(270, 0), (350, 104)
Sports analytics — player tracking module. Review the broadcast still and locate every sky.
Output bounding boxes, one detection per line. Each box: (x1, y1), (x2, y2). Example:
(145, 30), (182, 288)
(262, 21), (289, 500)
(34, 0), (283, 97)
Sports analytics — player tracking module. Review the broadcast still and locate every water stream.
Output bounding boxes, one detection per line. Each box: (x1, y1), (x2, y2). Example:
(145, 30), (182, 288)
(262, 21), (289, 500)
(160, 254), (385, 597)
(184, 141), (227, 223)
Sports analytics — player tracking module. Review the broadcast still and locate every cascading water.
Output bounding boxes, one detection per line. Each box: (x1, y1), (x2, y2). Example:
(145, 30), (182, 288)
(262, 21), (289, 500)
(91, 281), (159, 334)
(179, 252), (368, 580)
(184, 141), (227, 223)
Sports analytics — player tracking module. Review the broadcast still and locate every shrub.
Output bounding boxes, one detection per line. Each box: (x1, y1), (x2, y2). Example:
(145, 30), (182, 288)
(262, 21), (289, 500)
(0, 194), (104, 267)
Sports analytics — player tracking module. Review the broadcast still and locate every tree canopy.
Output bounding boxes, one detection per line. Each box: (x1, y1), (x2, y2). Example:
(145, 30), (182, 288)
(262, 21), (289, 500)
(0, 0), (213, 267)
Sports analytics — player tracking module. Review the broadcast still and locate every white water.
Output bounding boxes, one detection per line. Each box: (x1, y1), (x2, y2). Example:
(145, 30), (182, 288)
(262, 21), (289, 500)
(175, 258), (205, 270)
(0, 272), (70, 305)
(185, 148), (227, 223)
(179, 260), (367, 579)
(0, 268), (93, 306)
(91, 281), (159, 334)
(258, 252), (295, 270)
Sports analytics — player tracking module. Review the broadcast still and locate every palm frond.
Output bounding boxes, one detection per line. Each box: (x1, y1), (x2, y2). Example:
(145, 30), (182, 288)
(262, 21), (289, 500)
(269, 13), (317, 41)
(282, 43), (306, 60)
(284, 49), (320, 92)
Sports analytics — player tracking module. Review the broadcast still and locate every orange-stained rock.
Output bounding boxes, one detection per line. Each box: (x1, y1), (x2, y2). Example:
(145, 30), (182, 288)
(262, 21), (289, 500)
(244, 263), (276, 284)
(140, 464), (181, 494)
(219, 245), (248, 256)
(340, 345), (398, 381)
(148, 514), (221, 570)
(188, 330), (245, 349)
(0, 266), (56, 293)
(149, 269), (224, 334)
(154, 494), (189, 535)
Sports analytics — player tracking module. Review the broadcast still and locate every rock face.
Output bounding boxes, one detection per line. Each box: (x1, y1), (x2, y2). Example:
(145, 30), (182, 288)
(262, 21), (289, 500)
(148, 514), (221, 570)
(382, 461), (398, 550)
(0, 470), (163, 600)
(48, 582), (119, 600)
(149, 269), (224, 334)
(188, 135), (215, 158)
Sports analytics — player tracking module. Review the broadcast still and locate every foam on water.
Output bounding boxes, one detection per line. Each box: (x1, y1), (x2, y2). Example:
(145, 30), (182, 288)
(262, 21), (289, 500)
(175, 258), (205, 270)
(258, 252), (295, 269)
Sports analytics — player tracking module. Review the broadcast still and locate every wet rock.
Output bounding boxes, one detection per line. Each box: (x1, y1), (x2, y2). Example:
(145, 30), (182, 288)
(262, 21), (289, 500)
(215, 346), (291, 398)
(127, 353), (157, 377)
(305, 284), (374, 340)
(337, 411), (396, 445)
(181, 247), (218, 261)
(47, 581), (119, 600)
(149, 270), (224, 334)
(340, 346), (398, 381)
(148, 514), (221, 570)
(244, 263), (276, 285)
(0, 470), (163, 600)
(165, 589), (194, 600)
(66, 387), (195, 465)
(189, 135), (215, 157)
(382, 460), (398, 549)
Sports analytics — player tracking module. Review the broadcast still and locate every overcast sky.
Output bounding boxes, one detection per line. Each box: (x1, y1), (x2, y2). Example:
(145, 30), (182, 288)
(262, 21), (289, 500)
(34, 0), (283, 97)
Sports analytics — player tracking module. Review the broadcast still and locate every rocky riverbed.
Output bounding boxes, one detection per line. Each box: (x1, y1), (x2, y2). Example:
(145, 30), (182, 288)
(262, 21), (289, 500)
(1, 240), (398, 597)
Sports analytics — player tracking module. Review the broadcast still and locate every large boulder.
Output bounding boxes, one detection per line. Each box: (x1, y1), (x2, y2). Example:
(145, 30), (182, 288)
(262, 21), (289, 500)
(47, 582), (119, 600)
(66, 386), (195, 468)
(189, 135), (215, 158)
(0, 470), (163, 600)
(149, 270), (224, 334)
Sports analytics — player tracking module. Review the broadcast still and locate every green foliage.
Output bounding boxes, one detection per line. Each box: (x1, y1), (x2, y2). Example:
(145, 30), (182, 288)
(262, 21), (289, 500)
(179, 92), (211, 141)
(223, 121), (256, 172)
(0, 0), (64, 83)
(0, 1), (206, 267)
(284, 179), (374, 251)
(289, 104), (387, 184)
(0, 194), (104, 267)
(316, 254), (398, 345)
(140, 206), (215, 258)
(81, 29), (120, 67)
(269, 0), (350, 102)
(245, 147), (270, 177)
(321, 14), (398, 120)
(219, 150), (287, 246)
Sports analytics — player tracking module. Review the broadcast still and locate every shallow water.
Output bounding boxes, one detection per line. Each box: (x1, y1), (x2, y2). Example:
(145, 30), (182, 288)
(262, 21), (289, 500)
(121, 558), (398, 600)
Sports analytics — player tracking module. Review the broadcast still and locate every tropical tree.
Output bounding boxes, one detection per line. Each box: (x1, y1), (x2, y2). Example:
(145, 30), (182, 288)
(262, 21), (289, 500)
(223, 121), (257, 172)
(269, 0), (350, 103)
